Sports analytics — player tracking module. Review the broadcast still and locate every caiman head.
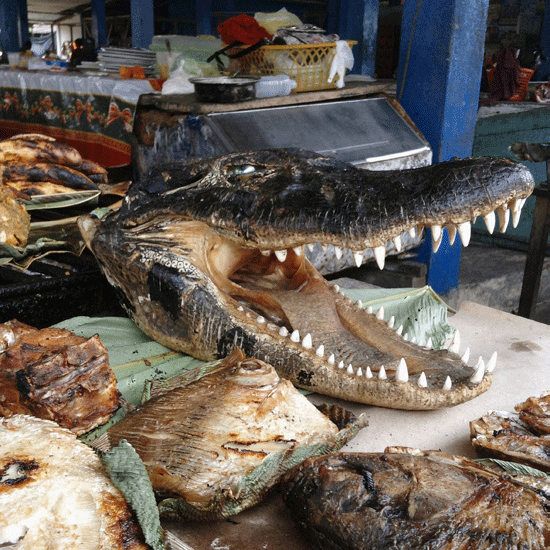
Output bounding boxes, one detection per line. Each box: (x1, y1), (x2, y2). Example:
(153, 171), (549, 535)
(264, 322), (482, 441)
(78, 149), (534, 410)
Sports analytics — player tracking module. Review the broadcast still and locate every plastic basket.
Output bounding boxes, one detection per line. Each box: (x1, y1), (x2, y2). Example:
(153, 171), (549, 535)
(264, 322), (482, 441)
(227, 41), (356, 93)
(486, 66), (535, 101)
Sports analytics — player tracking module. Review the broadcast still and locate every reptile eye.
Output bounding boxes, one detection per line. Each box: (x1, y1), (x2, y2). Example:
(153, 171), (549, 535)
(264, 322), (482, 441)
(229, 165), (256, 176)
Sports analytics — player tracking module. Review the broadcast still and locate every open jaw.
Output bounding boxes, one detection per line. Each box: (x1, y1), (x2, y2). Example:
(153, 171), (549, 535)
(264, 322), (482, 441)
(78, 149), (535, 410)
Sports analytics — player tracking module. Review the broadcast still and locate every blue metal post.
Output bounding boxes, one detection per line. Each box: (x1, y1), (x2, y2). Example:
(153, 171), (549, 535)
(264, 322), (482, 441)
(0, 0), (25, 51)
(329, 0), (379, 76)
(195, 0), (212, 36)
(131, 0), (154, 49)
(17, 0), (28, 46)
(90, 0), (107, 48)
(397, 0), (489, 295)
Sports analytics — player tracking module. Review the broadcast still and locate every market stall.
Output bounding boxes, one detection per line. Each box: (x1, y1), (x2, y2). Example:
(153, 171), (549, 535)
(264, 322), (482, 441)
(0, 67), (159, 167)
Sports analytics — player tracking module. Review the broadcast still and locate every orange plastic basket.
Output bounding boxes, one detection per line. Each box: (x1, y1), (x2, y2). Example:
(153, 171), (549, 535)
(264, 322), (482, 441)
(227, 41), (356, 93)
(486, 66), (535, 101)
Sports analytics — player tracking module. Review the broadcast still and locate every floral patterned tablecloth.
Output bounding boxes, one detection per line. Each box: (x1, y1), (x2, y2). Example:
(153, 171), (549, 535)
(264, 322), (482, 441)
(0, 68), (159, 167)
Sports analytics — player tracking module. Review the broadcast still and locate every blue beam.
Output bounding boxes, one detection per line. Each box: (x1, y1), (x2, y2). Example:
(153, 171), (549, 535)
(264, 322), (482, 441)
(131, 0), (154, 49)
(0, 0), (27, 51)
(90, 0), (107, 48)
(195, 0), (212, 36)
(326, 0), (379, 76)
(396, 0), (489, 294)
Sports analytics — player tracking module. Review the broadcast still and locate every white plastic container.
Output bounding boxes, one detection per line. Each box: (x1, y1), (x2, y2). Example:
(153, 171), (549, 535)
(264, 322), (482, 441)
(255, 75), (297, 98)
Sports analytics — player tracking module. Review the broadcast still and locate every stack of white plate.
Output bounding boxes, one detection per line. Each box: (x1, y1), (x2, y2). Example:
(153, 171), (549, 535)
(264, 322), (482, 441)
(79, 61), (100, 70)
(97, 47), (157, 76)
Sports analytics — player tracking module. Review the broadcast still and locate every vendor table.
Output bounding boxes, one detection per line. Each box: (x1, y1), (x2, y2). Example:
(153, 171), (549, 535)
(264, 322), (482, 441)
(162, 299), (550, 549)
(0, 67), (159, 167)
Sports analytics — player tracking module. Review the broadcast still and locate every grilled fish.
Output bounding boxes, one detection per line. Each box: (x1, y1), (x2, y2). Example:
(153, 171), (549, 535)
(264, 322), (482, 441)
(0, 414), (150, 550)
(0, 162), (98, 190)
(280, 447), (550, 549)
(0, 319), (120, 436)
(0, 135), (83, 166)
(470, 392), (550, 472)
(97, 349), (366, 520)
(0, 191), (30, 246)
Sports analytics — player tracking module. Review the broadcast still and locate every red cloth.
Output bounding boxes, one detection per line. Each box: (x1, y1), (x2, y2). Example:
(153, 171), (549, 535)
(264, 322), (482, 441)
(217, 14), (272, 45)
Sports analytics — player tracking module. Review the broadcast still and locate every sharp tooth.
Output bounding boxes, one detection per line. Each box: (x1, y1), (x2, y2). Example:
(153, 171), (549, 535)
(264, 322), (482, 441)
(290, 330), (300, 343)
(354, 251), (363, 268)
(373, 246), (386, 270)
(328, 354), (335, 364)
(417, 372), (427, 388)
(261, 249), (271, 256)
(315, 344), (324, 357)
(256, 316), (265, 323)
(510, 198), (525, 228)
(378, 366), (387, 380)
(275, 249), (288, 262)
(447, 224), (457, 245)
(356, 299), (363, 308)
(396, 325), (403, 335)
(366, 306), (373, 314)
(332, 284), (340, 293)
(338, 361), (345, 369)
(497, 206), (510, 232)
(356, 367), (363, 376)
(396, 358), (408, 382)
(279, 326), (289, 337)
(365, 366), (373, 378)
(486, 351), (497, 373)
(293, 246), (303, 256)
(404, 333), (409, 341)
(431, 224), (442, 242)
(387, 316), (395, 329)
(483, 211), (496, 234)
(457, 222), (471, 246)
(443, 376), (452, 391)
(448, 330), (460, 354)
(346, 364), (354, 374)
(302, 333), (313, 349)
(393, 235), (402, 252)
(461, 347), (470, 364)
(376, 307), (384, 320)
(237, 306), (244, 312)
(307, 243), (315, 252)
(409, 227), (416, 238)
(411, 336), (417, 344)
(470, 357), (485, 383)
(425, 337), (432, 349)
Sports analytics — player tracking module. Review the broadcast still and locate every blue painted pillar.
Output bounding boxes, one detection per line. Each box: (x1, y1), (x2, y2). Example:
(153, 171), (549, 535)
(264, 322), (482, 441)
(131, 0), (154, 49)
(334, 0), (379, 76)
(195, 0), (212, 36)
(396, 0), (489, 294)
(0, 0), (27, 51)
(90, 0), (107, 48)
(17, 0), (28, 46)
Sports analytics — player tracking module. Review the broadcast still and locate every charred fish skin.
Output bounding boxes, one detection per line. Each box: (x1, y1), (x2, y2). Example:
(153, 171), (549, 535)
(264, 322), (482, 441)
(78, 149), (534, 410)
(279, 449), (550, 550)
